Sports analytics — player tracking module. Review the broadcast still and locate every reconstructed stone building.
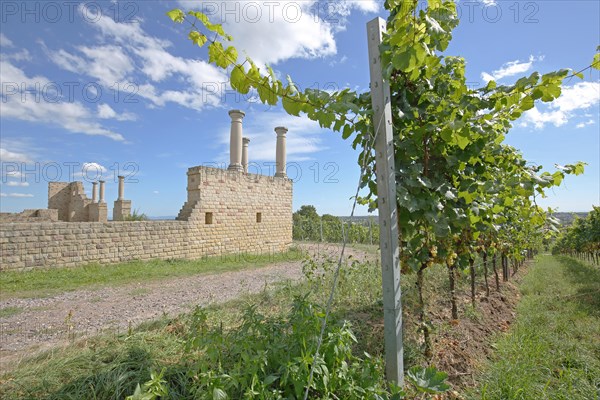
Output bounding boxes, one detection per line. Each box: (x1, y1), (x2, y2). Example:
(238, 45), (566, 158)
(0, 111), (293, 271)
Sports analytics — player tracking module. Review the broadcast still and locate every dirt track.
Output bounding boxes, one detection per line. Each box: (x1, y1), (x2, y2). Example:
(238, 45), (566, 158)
(0, 243), (375, 372)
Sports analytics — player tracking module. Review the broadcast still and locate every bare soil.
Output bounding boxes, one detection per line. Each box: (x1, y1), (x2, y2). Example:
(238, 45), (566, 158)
(360, 263), (527, 397)
(429, 273), (524, 390)
(0, 243), (374, 372)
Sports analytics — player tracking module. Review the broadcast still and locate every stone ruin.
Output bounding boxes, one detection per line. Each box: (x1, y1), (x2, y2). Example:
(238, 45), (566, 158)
(1, 176), (131, 223)
(0, 110), (293, 271)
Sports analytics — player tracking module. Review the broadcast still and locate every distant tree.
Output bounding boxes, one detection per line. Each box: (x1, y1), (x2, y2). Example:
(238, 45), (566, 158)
(293, 205), (320, 241)
(295, 205), (319, 220)
(322, 214), (340, 223)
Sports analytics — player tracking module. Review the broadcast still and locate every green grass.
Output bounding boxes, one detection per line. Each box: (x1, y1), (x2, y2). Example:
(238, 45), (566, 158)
(0, 244), (451, 399)
(0, 254), (398, 399)
(470, 255), (600, 400)
(0, 245), (510, 399)
(0, 248), (304, 300)
(0, 327), (182, 399)
(0, 306), (23, 318)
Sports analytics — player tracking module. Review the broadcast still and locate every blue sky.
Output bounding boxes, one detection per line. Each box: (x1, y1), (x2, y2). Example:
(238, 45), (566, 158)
(1, 0), (598, 217)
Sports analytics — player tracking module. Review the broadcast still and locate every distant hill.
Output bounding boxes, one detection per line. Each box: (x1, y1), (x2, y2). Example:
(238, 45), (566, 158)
(550, 212), (589, 226)
(148, 216), (177, 220)
(338, 216), (378, 225)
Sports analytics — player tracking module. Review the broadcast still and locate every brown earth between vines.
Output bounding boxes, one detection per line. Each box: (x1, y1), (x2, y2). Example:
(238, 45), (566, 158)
(353, 263), (527, 398)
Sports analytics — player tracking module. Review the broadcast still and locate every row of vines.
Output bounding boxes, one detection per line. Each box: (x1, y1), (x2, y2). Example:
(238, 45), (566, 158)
(292, 205), (380, 244)
(553, 207), (600, 264)
(153, 0), (599, 397)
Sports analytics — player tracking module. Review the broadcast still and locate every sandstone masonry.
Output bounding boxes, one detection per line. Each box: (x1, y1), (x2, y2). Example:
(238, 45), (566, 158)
(0, 111), (293, 271)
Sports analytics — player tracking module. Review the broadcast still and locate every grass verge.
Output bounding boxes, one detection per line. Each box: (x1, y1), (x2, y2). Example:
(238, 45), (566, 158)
(0, 247), (304, 299)
(469, 255), (600, 400)
(0, 244), (522, 398)
(0, 250), (396, 399)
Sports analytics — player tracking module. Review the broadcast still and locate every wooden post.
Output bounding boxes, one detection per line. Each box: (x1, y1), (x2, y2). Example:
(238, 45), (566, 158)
(367, 17), (404, 386)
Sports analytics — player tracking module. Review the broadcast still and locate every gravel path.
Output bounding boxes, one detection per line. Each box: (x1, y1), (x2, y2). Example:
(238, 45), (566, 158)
(0, 243), (376, 372)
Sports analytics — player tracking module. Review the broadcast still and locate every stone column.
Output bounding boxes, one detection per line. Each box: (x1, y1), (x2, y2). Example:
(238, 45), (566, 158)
(118, 175), (125, 200)
(228, 110), (245, 171)
(99, 180), (105, 203)
(242, 137), (250, 173)
(90, 180), (107, 222)
(275, 126), (288, 177)
(92, 181), (98, 203)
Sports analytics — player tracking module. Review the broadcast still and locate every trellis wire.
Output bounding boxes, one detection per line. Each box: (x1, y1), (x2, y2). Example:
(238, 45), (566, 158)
(303, 119), (381, 400)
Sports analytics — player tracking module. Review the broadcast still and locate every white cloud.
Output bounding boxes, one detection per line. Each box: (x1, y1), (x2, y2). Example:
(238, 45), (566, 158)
(481, 0), (497, 6)
(45, 1), (376, 114)
(481, 55), (543, 83)
(4, 181), (30, 187)
(46, 45), (134, 86)
(0, 60), (126, 141)
(153, 190), (160, 194)
(329, 55), (348, 67)
(1, 49), (31, 62)
(0, 192), (34, 198)
(73, 162), (108, 180)
(0, 147), (32, 163)
(45, 8), (229, 111)
(97, 104), (136, 121)
(519, 107), (567, 129)
(0, 138), (36, 165)
(344, 1), (379, 13)
(0, 33), (13, 47)
(552, 81), (600, 113)
(176, 1), (377, 67)
(216, 111), (328, 162)
(3, 171), (25, 180)
(576, 119), (595, 129)
(520, 81), (600, 129)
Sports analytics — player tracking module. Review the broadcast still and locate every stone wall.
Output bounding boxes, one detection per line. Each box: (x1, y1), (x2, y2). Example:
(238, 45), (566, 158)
(0, 167), (293, 271)
(0, 209), (58, 223)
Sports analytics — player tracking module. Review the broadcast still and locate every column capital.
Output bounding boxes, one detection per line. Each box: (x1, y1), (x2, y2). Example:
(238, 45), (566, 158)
(228, 109), (246, 121)
(275, 126), (288, 136)
(242, 137), (250, 144)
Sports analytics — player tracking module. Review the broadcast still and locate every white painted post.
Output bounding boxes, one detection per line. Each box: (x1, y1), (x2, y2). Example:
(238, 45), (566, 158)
(367, 17), (404, 386)
(320, 218), (324, 242)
